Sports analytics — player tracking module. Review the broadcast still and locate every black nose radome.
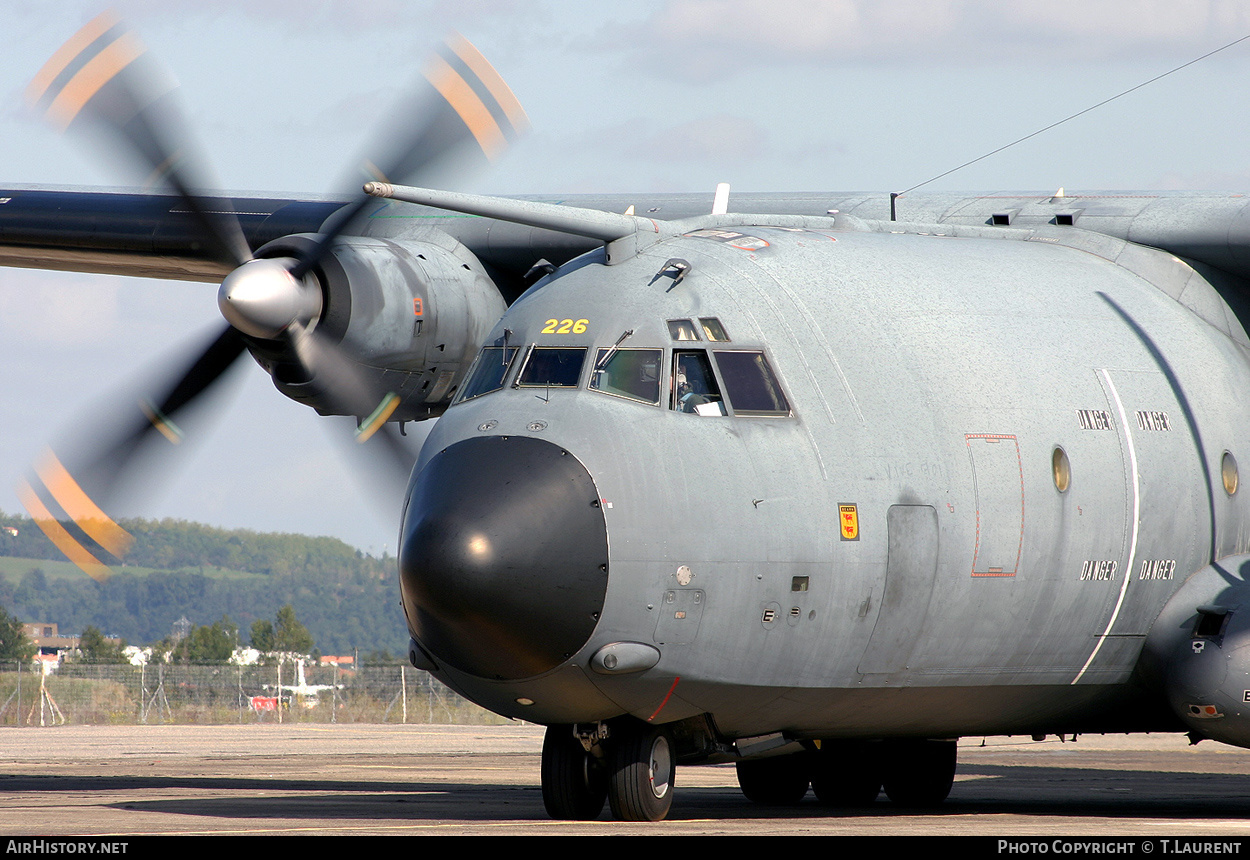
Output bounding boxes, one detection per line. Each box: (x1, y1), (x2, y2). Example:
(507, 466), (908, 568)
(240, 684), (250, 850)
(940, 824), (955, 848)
(399, 435), (609, 681)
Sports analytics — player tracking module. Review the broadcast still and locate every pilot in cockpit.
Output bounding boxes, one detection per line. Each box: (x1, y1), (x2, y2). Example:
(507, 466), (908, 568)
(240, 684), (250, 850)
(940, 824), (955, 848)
(674, 352), (722, 415)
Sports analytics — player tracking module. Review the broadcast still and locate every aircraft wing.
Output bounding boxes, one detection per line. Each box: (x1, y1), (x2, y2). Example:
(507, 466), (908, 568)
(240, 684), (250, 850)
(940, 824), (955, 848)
(0, 187), (347, 282)
(825, 190), (1250, 284)
(4, 186), (1250, 288)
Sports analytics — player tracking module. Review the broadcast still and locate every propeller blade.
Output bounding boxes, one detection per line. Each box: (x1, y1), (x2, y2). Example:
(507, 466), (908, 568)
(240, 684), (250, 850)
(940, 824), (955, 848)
(284, 322), (396, 435)
(17, 449), (131, 583)
(17, 326), (248, 580)
(321, 414), (426, 533)
(284, 322), (415, 479)
(291, 33), (528, 279)
(27, 10), (251, 268)
(19, 14), (261, 577)
(119, 324), (249, 450)
(375, 33), (530, 183)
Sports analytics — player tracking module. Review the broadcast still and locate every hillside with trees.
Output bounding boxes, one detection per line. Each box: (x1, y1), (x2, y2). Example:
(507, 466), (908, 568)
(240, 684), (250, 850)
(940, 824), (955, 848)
(0, 510), (406, 656)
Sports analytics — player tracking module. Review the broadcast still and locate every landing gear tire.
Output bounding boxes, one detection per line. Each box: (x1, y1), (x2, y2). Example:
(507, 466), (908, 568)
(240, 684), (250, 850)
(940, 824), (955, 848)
(736, 754), (810, 806)
(541, 725), (607, 820)
(810, 741), (881, 806)
(881, 739), (957, 807)
(607, 724), (675, 822)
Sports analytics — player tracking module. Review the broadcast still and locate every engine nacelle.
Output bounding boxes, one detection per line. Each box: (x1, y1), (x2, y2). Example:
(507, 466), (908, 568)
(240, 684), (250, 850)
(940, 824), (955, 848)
(1141, 555), (1250, 746)
(246, 230), (506, 421)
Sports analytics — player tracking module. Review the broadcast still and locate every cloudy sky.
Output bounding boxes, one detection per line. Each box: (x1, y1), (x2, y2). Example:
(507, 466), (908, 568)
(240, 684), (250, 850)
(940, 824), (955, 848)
(2, 0), (1250, 554)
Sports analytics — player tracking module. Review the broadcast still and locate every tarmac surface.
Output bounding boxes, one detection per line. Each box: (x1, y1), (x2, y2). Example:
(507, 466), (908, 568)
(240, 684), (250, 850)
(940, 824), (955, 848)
(2, 724), (1250, 835)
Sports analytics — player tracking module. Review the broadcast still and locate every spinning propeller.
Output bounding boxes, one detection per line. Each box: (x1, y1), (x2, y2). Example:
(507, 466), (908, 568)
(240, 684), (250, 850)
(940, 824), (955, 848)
(17, 11), (527, 580)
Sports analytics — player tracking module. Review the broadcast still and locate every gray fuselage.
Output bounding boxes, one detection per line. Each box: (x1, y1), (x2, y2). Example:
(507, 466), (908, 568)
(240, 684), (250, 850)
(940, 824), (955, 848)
(399, 220), (1250, 744)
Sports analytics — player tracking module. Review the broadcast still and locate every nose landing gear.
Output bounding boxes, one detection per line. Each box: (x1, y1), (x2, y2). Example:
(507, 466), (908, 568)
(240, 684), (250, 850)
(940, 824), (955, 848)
(541, 722), (676, 822)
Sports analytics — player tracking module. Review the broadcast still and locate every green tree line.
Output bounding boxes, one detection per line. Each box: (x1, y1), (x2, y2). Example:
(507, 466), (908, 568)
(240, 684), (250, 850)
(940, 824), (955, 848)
(0, 511), (405, 656)
(0, 509), (386, 577)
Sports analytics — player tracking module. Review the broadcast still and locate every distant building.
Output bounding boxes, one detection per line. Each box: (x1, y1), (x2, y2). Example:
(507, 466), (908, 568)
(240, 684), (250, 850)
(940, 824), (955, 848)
(22, 622), (76, 656)
(318, 655), (354, 668)
(171, 616), (192, 641)
(25, 621), (56, 640)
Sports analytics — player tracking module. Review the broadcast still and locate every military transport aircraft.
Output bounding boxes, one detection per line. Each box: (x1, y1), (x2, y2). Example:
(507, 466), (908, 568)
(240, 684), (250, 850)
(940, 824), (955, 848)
(8, 12), (1250, 822)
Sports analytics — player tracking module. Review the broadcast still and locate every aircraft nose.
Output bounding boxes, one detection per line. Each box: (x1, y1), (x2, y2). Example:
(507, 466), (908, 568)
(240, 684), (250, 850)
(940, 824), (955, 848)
(399, 435), (609, 681)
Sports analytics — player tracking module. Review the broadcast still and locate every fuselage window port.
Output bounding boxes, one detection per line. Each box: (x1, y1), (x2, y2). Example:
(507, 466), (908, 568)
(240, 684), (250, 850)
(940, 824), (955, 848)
(1223, 451), (1239, 496)
(516, 346), (587, 388)
(712, 350), (790, 416)
(672, 350), (726, 416)
(667, 319), (701, 341)
(590, 348), (662, 404)
(1053, 447), (1071, 493)
(454, 346), (519, 404)
(699, 317), (731, 342)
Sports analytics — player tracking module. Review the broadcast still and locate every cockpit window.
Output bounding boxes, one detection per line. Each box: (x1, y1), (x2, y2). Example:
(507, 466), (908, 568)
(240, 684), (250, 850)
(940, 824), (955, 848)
(699, 318), (731, 342)
(714, 351), (790, 416)
(672, 350), (726, 416)
(590, 348), (662, 404)
(667, 319), (701, 341)
(456, 347), (518, 403)
(516, 347), (587, 388)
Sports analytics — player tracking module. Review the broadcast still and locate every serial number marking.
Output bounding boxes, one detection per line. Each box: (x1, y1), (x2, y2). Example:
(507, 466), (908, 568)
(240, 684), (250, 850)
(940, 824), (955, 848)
(1138, 559), (1177, 580)
(1080, 560), (1118, 581)
(1136, 410), (1171, 431)
(883, 462), (942, 480)
(1076, 409), (1113, 430)
(541, 318), (589, 335)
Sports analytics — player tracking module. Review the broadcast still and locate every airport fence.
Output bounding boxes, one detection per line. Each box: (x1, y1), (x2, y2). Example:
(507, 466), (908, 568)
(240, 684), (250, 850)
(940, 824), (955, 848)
(0, 661), (510, 726)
